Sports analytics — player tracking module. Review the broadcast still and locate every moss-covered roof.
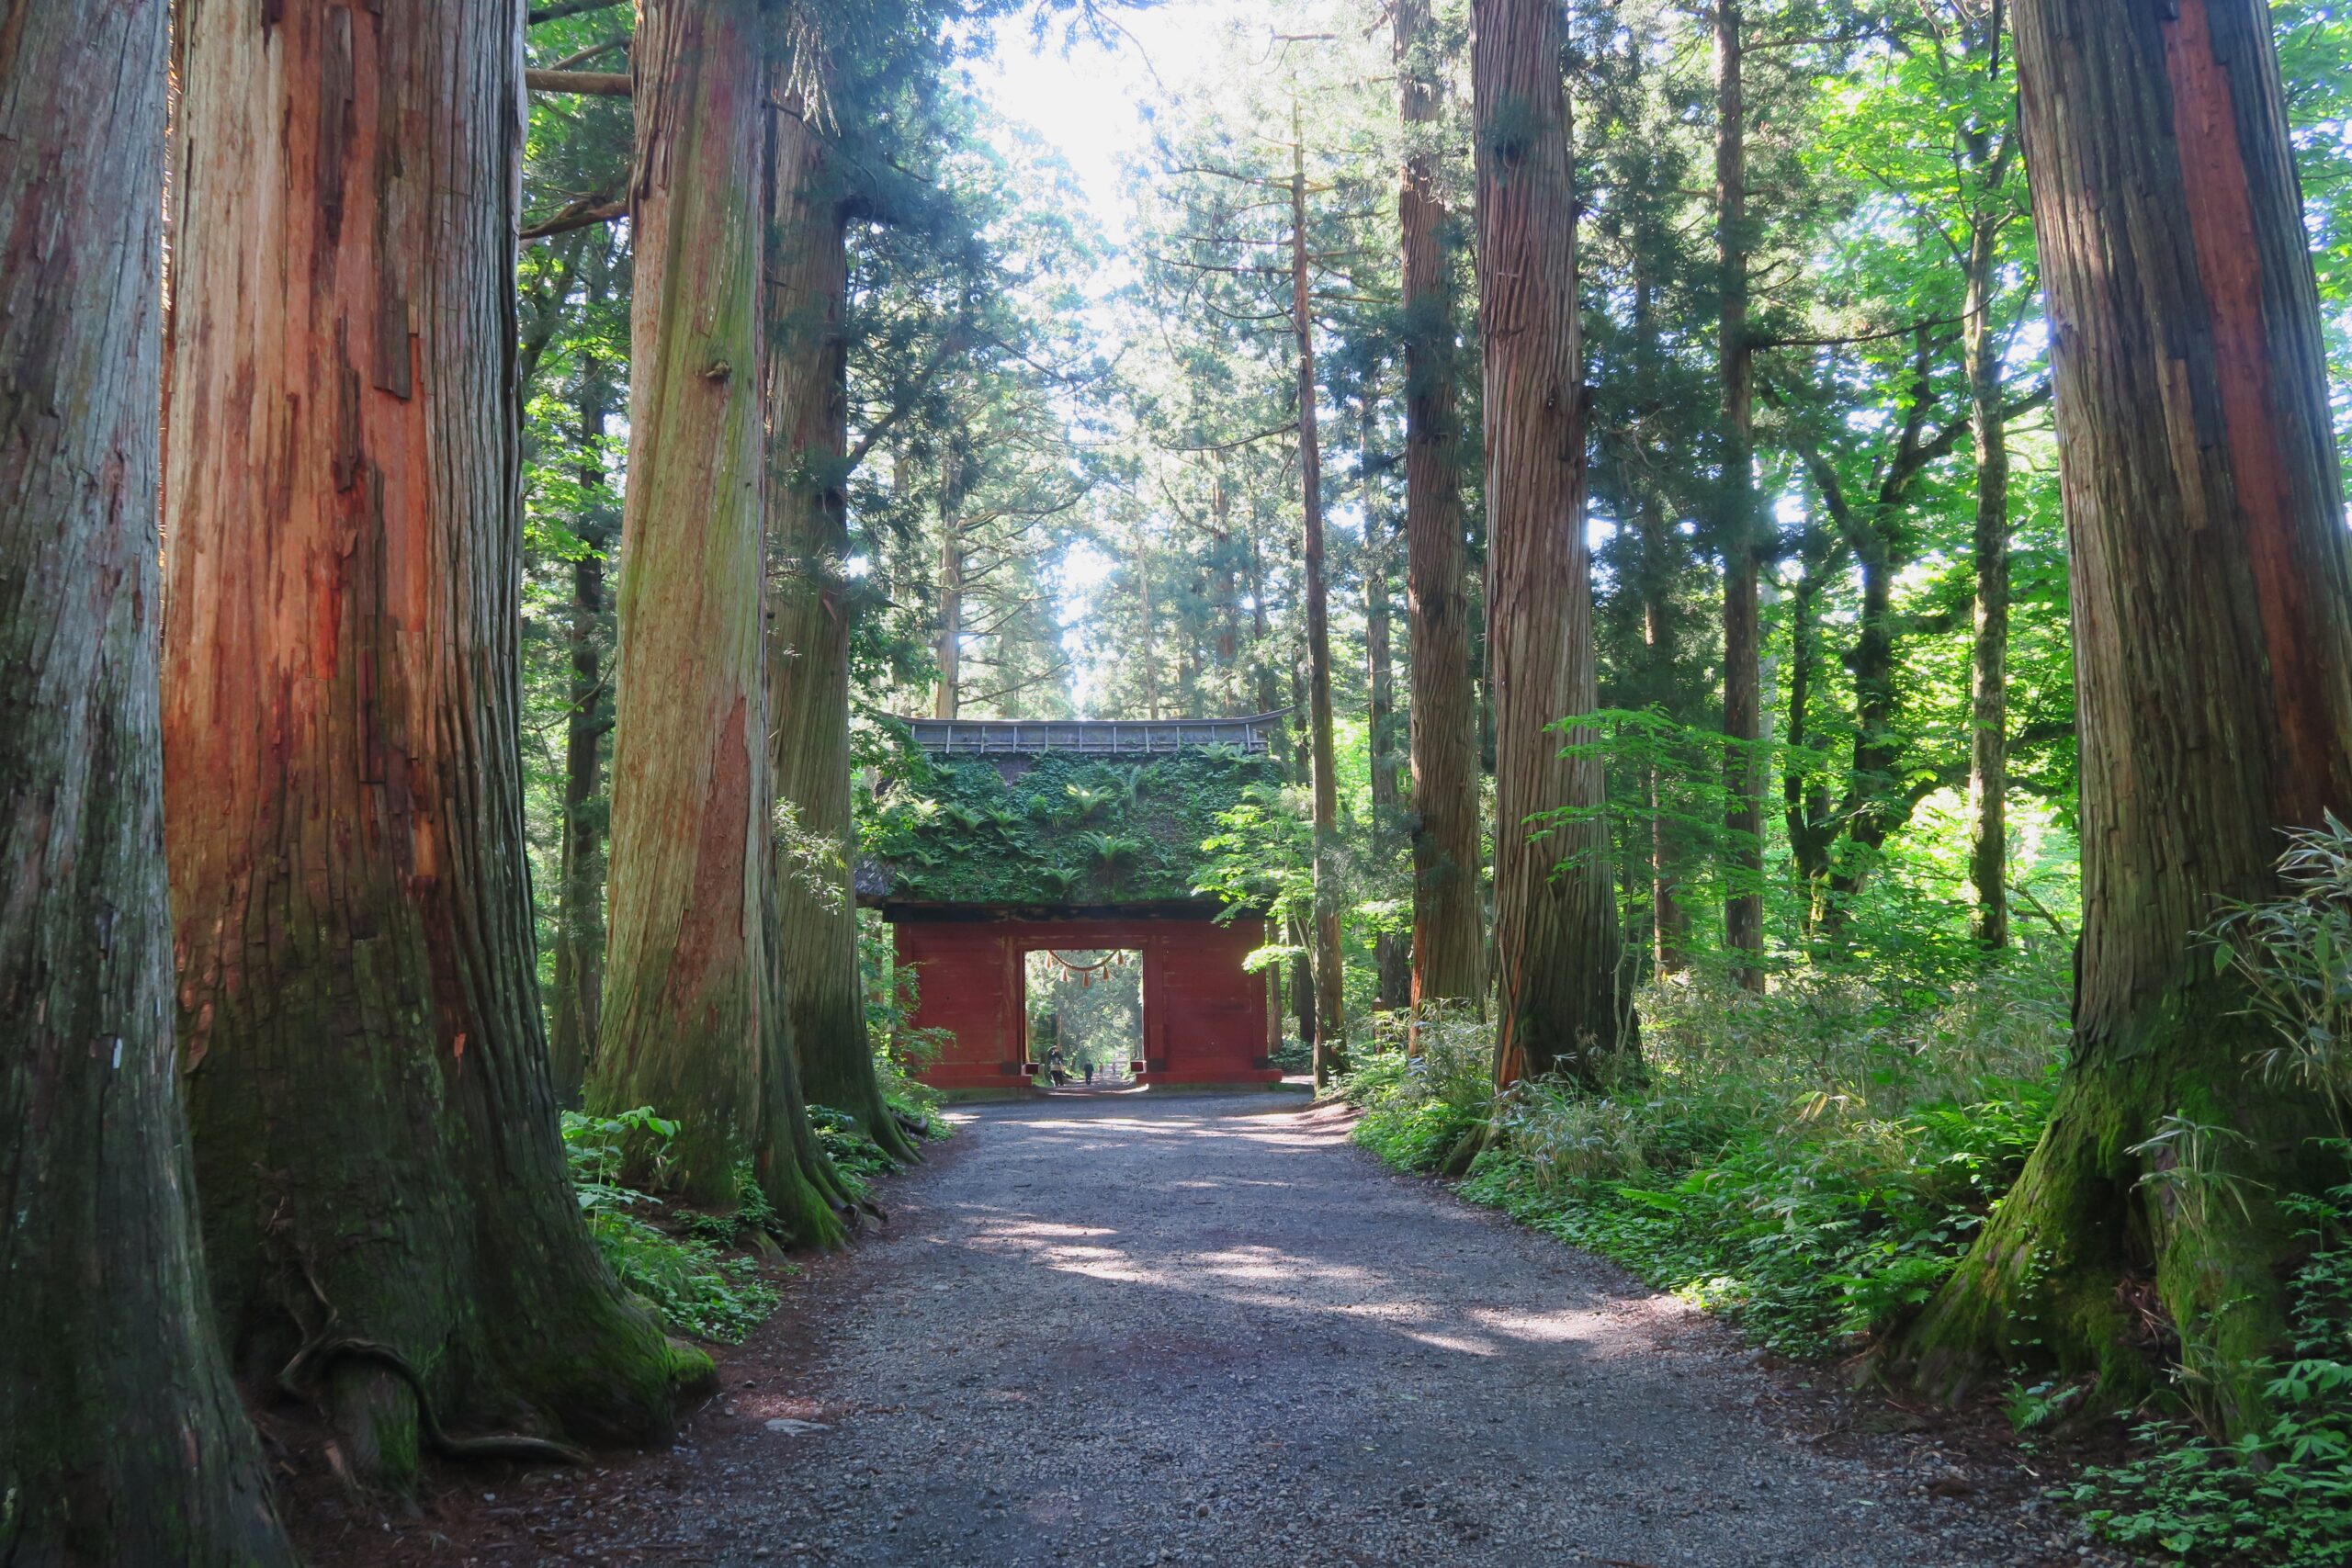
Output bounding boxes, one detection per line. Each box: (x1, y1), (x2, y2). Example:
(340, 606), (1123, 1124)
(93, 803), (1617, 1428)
(859, 732), (1282, 909)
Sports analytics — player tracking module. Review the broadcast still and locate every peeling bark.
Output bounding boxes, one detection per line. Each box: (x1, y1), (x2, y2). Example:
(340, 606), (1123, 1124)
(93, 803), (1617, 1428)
(0, 2), (296, 1557)
(165, 0), (702, 1485)
(1473, 0), (1634, 1086)
(1896, 0), (2352, 1437)
(596, 0), (843, 1244)
(1396, 0), (1487, 1013)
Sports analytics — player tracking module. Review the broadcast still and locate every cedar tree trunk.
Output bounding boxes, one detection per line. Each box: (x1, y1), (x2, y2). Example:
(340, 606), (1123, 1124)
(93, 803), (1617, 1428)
(1363, 401), (1411, 1011)
(1473, 0), (1634, 1086)
(1896, 0), (2352, 1437)
(1963, 209), (2013, 953)
(933, 468), (963, 720)
(1715, 0), (1766, 989)
(1396, 0), (1487, 1013)
(1293, 124), (1348, 1086)
(0, 4), (296, 1558)
(768, 94), (920, 1163)
(594, 0), (843, 1243)
(165, 0), (702, 1485)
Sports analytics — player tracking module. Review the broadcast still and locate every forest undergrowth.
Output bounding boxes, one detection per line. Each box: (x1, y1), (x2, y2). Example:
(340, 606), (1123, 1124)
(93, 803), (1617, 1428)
(1344, 886), (2352, 1565)
(559, 1021), (950, 1346)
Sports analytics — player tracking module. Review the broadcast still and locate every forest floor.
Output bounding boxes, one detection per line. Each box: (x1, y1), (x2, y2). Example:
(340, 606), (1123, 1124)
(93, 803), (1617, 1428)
(294, 1093), (2135, 1568)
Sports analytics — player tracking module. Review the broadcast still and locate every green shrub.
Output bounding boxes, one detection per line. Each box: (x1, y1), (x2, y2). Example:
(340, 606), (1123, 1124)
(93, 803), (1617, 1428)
(809, 1104), (898, 1201)
(560, 1108), (784, 1344)
(1356, 1097), (1484, 1172)
(2069, 1166), (2352, 1564)
(1341, 956), (2067, 1358)
(581, 1209), (781, 1344)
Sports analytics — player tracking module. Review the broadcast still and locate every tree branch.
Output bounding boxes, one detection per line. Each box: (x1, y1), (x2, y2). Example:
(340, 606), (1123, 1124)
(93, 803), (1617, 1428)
(521, 196), (627, 242)
(1158, 422), (1298, 455)
(526, 69), (631, 97)
(528, 0), (624, 23)
(844, 326), (967, 473)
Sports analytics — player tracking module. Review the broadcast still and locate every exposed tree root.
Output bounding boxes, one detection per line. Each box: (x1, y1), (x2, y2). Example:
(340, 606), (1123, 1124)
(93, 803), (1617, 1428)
(281, 1336), (590, 1468)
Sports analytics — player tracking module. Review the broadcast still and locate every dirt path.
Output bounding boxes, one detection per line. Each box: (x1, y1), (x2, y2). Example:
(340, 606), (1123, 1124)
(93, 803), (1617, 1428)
(305, 1092), (2110, 1567)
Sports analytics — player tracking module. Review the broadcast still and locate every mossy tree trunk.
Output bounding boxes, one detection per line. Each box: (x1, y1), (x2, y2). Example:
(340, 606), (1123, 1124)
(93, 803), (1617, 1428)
(1395, 0), (1487, 1016)
(1473, 0), (1634, 1088)
(0, 5), (296, 1559)
(768, 85), (922, 1164)
(595, 0), (845, 1245)
(164, 0), (704, 1488)
(1896, 0), (2352, 1438)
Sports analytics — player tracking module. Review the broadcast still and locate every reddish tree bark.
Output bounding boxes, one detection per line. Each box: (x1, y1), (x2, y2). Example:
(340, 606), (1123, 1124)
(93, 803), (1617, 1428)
(164, 0), (701, 1486)
(1898, 0), (2352, 1436)
(594, 0), (844, 1243)
(0, 5), (295, 1559)
(1473, 0), (1634, 1086)
(1395, 0), (1487, 1015)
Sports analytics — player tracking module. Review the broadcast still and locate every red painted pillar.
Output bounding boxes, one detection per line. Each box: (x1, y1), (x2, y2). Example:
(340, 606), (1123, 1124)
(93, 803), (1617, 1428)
(1137, 918), (1281, 1087)
(897, 922), (1026, 1090)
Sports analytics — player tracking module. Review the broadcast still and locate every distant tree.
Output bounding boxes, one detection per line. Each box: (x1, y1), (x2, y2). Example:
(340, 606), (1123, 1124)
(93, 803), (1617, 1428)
(1713, 0), (1767, 988)
(0, 4), (295, 1559)
(768, 17), (924, 1162)
(546, 243), (627, 1105)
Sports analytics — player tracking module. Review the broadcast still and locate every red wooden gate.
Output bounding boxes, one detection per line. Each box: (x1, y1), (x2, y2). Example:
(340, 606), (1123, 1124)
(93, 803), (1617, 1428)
(894, 916), (1277, 1091)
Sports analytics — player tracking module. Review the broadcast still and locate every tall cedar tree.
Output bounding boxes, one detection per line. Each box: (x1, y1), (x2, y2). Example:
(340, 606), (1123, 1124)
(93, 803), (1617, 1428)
(1715, 1), (1765, 987)
(0, 4), (296, 1558)
(1896, 0), (2352, 1436)
(595, 0), (849, 1243)
(1292, 118), (1350, 1085)
(1396, 0), (1487, 1013)
(769, 64), (923, 1162)
(164, 0), (700, 1485)
(1474, 0), (1634, 1084)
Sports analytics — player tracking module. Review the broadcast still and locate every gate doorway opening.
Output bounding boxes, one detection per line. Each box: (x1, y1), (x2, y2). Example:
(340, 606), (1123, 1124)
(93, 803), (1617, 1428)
(1023, 949), (1141, 1089)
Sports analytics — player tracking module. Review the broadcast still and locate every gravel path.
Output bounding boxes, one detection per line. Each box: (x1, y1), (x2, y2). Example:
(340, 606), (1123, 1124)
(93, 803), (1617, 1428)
(538, 1089), (2098, 1568)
